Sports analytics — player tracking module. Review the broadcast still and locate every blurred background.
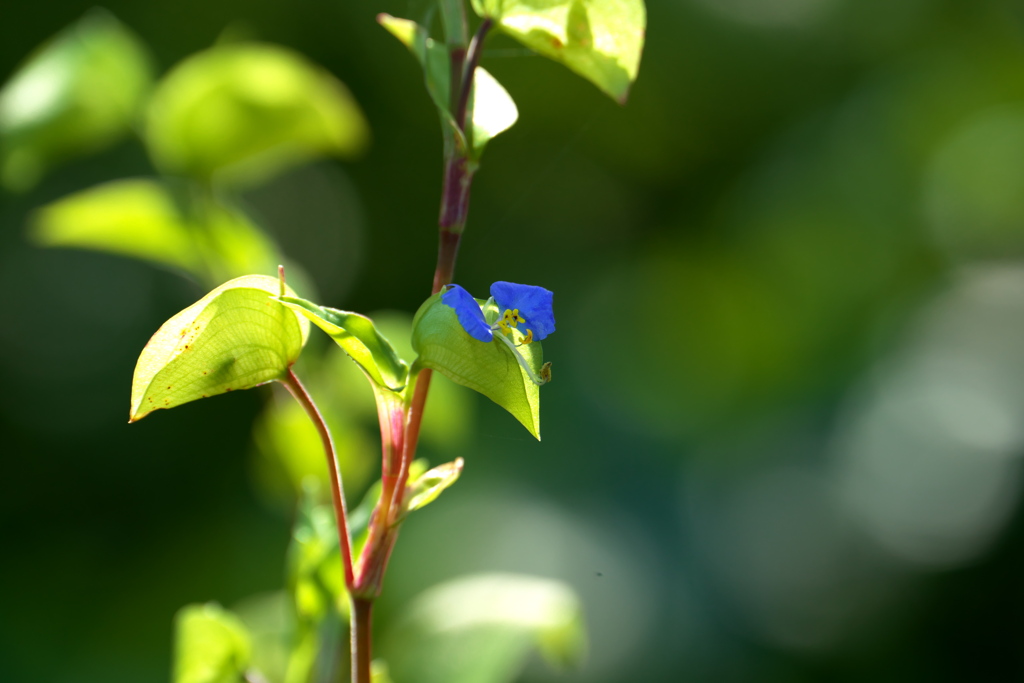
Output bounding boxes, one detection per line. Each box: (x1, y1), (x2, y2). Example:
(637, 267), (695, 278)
(5, 0), (1024, 681)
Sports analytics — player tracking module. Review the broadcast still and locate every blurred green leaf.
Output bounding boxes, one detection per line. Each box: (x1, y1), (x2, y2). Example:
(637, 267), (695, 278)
(252, 384), (374, 509)
(412, 293), (543, 439)
(232, 592), (295, 683)
(371, 660), (394, 683)
(0, 10), (153, 191)
(278, 296), (409, 391)
(146, 43), (368, 186)
(404, 457), (464, 514)
(30, 178), (281, 285)
(30, 178), (199, 273)
(385, 573), (587, 683)
(378, 14), (517, 156)
(130, 274), (310, 422)
(469, 0), (645, 103)
(285, 484), (348, 683)
(173, 603), (253, 683)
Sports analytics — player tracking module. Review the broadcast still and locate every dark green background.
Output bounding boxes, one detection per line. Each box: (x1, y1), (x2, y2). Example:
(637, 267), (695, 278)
(5, 0), (1024, 680)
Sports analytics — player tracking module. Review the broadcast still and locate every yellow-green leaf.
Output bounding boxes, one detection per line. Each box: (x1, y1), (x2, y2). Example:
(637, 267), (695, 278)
(30, 178), (280, 285)
(470, 0), (646, 103)
(173, 603), (252, 683)
(146, 43), (368, 186)
(31, 178), (199, 273)
(405, 458), (465, 514)
(130, 275), (309, 422)
(278, 296), (409, 391)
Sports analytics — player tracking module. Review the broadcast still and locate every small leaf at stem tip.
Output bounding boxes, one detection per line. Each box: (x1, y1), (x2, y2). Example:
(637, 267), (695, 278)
(277, 296), (409, 391)
(470, 0), (646, 103)
(405, 458), (465, 514)
(377, 14), (517, 155)
(412, 293), (543, 439)
(173, 603), (253, 683)
(470, 67), (518, 157)
(129, 275), (309, 422)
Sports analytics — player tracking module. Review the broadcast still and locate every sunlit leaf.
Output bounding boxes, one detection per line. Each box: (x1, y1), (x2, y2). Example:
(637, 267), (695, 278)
(0, 10), (153, 191)
(385, 573), (587, 683)
(30, 178), (281, 285)
(377, 14), (518, 156)
(31, 178), (198, 272)
(130, 274), (309, 422)
(412, 293), (543, 439)
(278, 296), (409, 391)
(470, 0), (646, 103)
(372, 660), (395, 683)
(146, 43), (368, 186)
(405, 458), (465, 514)
(470, 68), (518, 154)
(173, 603), (253, 683)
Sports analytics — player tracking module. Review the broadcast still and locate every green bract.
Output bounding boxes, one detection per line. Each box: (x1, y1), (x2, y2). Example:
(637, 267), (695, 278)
(278, 296), (409, 392)
(173, 603), (253, 683)
(30, 178), (279, 284)
(412, 293), (543, 439)
(146, 43), (368, 186)
(130, 275), (310, 422)
(470, 0), (646, 103)
(0, 10), (153, 191)
(378, 14), (518, 157)
(404, 458), (465, 515)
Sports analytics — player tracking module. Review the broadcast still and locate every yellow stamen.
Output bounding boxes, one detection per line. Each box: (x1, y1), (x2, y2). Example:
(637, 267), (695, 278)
(520, 329), (534, 345)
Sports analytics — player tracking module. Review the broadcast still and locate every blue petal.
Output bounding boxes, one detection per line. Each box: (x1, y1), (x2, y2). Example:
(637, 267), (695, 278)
(442, 285), (493, 342)
(490, 281), (556, 340)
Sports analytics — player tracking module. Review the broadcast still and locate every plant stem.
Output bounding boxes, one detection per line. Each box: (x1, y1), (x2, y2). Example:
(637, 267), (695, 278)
(455, 18), (493, 132)
(353, 388), (406, 597)
(351, 597), (373, 683)
(398, 18), (493, 515)
(281, 367), (355, 587)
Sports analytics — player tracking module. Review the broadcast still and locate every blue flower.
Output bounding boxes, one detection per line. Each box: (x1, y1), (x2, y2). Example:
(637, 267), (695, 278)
(490, 281), (556, 342)
(442, 281), (555, 384)
(443, 284), (494, 343)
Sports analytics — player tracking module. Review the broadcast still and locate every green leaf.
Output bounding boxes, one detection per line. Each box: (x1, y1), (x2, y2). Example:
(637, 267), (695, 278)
(0, 10), (153, 191)
(130, 274), (310, 422)
(173, 603), (252, 683)
(470, 68), (518, 154)
(30, 179), (199, 273)
(377, 14), (518, 156)
(372, 660), (395, 683)
(405, 457), (465, 514)
(384, 573), (587, 683)
(146, 43), (368, 186)
(30, 178), (280, 285)
(470, 0), (646, 103)
(412, 293), (543, 439)
(278, 296), (409, 391)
